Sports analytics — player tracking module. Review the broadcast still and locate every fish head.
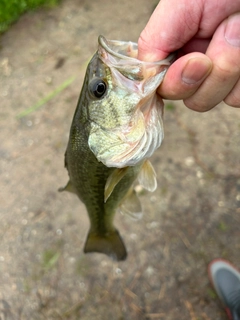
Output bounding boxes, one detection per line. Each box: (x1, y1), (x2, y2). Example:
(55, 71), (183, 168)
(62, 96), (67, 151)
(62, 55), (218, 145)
(86, 36), (175, 168)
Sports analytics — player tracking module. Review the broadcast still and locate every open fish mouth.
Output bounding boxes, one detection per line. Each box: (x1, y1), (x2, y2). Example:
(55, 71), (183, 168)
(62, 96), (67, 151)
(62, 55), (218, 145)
(98, 36), (175, 82)
(88, 36), (175, 168)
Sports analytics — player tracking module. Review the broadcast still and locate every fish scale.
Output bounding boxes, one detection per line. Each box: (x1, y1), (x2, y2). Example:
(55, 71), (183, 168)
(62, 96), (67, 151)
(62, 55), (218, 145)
(60, 36), (174, 260)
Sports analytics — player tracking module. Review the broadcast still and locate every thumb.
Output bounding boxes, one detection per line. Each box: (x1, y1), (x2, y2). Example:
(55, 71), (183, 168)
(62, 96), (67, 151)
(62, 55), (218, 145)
(138, 0), (202, 61)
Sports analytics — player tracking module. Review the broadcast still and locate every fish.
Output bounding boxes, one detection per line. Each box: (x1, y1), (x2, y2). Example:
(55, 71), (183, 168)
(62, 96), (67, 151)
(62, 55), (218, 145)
(60, 36), (175, 261)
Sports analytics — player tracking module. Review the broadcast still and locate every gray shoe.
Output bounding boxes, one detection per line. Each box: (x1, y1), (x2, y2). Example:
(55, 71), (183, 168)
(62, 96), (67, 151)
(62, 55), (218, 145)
(208, 259), (240, 320)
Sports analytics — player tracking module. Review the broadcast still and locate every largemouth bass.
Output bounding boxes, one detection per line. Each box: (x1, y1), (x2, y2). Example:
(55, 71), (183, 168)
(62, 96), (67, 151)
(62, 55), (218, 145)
(60, 36), (174, 260)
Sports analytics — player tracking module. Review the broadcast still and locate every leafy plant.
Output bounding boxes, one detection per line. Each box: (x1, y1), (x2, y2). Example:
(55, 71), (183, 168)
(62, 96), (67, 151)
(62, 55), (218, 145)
(0, 0), (60, 33)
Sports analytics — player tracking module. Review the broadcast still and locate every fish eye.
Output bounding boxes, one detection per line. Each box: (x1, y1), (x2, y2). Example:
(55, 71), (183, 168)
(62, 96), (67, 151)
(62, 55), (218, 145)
(89, 78), (107, 99)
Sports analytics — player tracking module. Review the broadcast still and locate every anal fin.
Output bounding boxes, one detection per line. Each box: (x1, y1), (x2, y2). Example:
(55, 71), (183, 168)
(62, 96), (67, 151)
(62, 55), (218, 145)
(118, 187), (143, 220)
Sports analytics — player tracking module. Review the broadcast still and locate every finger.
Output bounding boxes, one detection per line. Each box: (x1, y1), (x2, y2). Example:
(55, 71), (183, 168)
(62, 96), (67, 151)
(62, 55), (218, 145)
(138, 0), (240, 61)
(181, 38), (211, 54)
(224, 77), (240, 107)
(183, 13), (240, 112)
(138, 0), (201, 60)
(158, 53), (212, 100)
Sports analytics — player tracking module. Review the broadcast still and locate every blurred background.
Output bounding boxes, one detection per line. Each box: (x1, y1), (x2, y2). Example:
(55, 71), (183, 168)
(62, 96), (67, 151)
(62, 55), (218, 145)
(0, 0), (240, 319)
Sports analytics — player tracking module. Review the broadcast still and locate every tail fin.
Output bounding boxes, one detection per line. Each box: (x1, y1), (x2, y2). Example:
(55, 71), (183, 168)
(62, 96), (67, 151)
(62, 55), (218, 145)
(84, 229), (127, 261)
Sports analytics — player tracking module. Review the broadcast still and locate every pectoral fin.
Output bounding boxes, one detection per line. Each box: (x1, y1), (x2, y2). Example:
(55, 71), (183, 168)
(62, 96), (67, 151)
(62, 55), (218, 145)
(138, 160), (157, 192)
(104, 167), (128, 202)
(118, 187), (143, 220)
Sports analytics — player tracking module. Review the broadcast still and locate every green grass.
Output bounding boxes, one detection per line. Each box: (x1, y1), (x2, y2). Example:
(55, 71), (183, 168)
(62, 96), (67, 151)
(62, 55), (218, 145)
(17, 75), (76, 118)
(42, 249), (60, 270)
(165, 102), (176, 111)
(0, 0), (60, 33)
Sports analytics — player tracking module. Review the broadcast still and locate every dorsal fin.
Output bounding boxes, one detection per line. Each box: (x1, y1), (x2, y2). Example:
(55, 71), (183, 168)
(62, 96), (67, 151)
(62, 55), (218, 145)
(58, 180), (77, 194)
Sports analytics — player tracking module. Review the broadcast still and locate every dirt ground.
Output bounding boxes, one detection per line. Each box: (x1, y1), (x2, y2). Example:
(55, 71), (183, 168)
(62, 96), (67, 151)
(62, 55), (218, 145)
(1, 0), (240, 319)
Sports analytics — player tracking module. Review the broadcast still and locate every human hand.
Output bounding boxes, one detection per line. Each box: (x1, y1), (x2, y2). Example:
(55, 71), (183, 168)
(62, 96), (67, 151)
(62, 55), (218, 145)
(138, 0), (240, 111)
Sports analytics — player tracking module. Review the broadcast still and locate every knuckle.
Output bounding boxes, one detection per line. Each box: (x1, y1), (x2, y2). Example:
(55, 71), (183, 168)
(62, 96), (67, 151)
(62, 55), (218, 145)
(224, 93), (240, 108)
(214, 59), (240, 82)
(138, 32), (148, 48)
(138, 30), (156, 52)
(183, 98), (212, 112)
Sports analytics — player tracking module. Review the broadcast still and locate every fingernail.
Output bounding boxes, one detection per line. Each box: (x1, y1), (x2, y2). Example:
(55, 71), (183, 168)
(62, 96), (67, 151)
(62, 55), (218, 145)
(181, 58), (212, 85)
(225, 14), (240, 47)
